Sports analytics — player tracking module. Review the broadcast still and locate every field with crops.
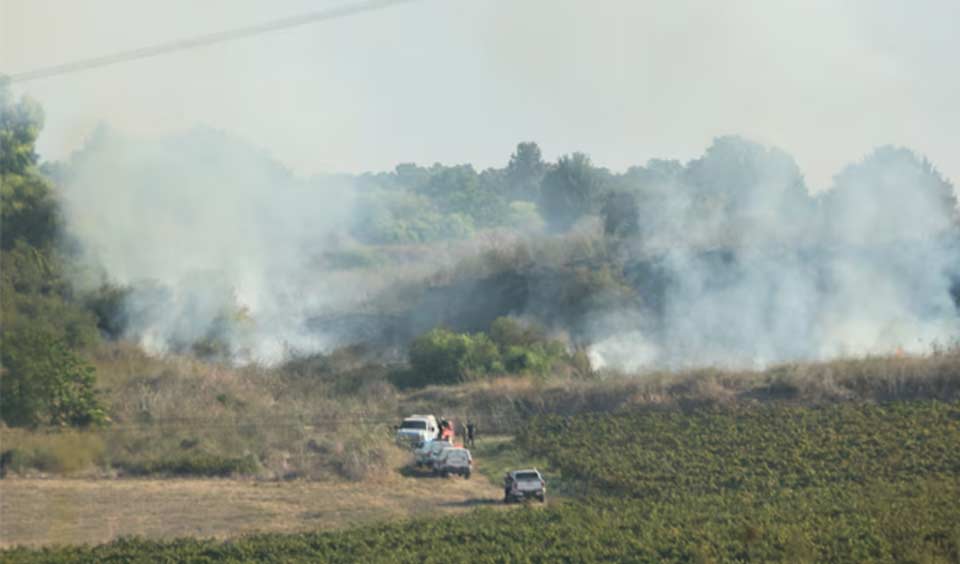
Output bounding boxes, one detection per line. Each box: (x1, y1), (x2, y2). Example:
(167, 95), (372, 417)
(5, 400), (959, 563)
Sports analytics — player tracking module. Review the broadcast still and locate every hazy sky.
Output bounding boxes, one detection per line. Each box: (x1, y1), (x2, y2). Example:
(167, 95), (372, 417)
(2, 0), (957, 190)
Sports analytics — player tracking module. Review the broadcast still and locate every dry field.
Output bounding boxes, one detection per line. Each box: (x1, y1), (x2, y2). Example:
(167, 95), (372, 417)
(0, 475), (505, 548)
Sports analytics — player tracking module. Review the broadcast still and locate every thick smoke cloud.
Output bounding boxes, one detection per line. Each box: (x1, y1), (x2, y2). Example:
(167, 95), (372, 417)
(588, 140), (959, 370)
(61, 127), (367, 363)
(59, 128), (959, 371)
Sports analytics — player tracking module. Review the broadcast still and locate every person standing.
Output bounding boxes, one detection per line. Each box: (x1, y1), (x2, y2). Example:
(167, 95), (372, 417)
(466, 420), (476, 447)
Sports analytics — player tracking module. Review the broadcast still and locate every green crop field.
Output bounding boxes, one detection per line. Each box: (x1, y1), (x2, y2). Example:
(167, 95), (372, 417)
(517, 401), (960, 498)
(5, 401), (960, 563)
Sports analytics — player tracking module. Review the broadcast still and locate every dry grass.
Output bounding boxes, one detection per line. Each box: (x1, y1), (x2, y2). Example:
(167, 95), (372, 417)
(8, 342), (960, 478)
(1, 342), (406, 481)
(402, 349), (960, 433)
(0, 475), (505, 548)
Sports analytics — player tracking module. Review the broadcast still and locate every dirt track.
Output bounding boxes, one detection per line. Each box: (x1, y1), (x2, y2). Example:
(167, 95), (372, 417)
(0, 474), (504, 548)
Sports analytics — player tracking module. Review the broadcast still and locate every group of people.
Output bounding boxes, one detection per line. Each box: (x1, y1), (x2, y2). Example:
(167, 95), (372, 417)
(437, 418), (476, 447)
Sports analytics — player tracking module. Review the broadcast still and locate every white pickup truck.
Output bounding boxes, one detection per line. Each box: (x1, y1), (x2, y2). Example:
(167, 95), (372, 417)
(396, 414), (438, 446)
(433, 447), (472, 478)
(504, 469), (546, 503)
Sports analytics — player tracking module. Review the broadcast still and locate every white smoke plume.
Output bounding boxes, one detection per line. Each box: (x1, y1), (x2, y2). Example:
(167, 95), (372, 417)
(587, 141), (960, 370)
(61, 126), (365, 363)
(58, 127), (960, 371)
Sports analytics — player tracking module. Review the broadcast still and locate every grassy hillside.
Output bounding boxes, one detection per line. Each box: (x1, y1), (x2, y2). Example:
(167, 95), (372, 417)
(4, 341), (960, 480)
(4, 342), (959, 480)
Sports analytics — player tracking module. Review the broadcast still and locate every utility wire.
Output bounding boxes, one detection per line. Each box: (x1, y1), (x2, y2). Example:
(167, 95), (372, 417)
(5, 0), (417, 83)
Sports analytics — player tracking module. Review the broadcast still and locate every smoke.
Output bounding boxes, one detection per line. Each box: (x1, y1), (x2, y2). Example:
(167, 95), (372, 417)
(587, 140), (960, 370)
(58, 127), (960, 371)
(60, 126), (369, 363)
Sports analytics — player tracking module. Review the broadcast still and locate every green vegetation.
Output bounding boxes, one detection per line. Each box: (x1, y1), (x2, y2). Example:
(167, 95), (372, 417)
(6, 482), (957, 563)
(0, 329), (106, 427)
(1, 85), (106, 430)
(540, 152), (608, 232)
(400, 317), (572, 387)
(469, 435), (566, 493)
(517, 402), (960, 498)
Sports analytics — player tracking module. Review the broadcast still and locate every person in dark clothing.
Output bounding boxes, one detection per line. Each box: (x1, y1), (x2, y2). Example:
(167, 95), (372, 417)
(466, 421), (476, 447)
(0, 450), (14, 479)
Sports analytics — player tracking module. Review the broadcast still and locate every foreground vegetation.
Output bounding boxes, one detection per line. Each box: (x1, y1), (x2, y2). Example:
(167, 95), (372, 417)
(517, 401), (960, 498)
(6, 401), (958, 562)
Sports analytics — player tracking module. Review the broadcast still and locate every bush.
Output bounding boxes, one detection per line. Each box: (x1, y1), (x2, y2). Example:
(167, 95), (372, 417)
(0, 328), (106, 427)
(404, 318), (570, 387)
(407, 328), (502, 386)
(116, 452), (260, 477)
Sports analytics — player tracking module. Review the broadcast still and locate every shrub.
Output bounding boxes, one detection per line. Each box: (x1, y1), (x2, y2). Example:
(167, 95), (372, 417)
(0, 328), (106, 427)
(116, 452), (260, 477)
(407, 328), (502, 386)
(405, 318), (571, 387)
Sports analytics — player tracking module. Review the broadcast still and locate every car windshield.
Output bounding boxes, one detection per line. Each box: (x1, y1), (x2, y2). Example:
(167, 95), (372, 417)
(400, 420), (427, 430)
(515, 472), (540, 481)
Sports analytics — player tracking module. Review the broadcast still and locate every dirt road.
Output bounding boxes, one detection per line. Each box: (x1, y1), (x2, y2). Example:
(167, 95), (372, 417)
(0, 474), (504, 548)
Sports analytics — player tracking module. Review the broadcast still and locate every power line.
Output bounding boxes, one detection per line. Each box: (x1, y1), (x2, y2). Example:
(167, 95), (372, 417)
(6, 0), (418, 84)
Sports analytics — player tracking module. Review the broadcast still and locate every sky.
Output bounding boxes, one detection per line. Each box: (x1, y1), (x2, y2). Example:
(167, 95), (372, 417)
(1, 0), (957, 191)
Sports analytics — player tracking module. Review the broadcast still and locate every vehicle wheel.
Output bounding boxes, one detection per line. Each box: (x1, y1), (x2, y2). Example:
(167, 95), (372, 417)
(464, 471), (471, 479)
(538, 494), (546, 503)
(441, 470), (449, 478)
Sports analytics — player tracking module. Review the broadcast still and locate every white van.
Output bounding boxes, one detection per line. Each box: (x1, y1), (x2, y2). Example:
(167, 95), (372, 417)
(396, 414), (438, 446)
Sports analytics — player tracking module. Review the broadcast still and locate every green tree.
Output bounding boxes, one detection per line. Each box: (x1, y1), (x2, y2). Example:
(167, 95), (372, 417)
(821, 145), (958, 244)
(0, 328), (106, 427)
(505, 142), (546, 202)
(1, 170), (60, 250)
(0, 79), (43, 176)
(0, 82), (105, 428)
(602, 191), (640, 238)
(1, 84), (57, 251)
(418, 164), (509, 228)
(408, 328), (502, 385)
(539, 153), (606, 232)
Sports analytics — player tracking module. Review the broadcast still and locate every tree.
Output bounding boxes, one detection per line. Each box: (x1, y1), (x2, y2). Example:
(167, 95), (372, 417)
(1, 84), (57, 251)
(418, 164), (509, 228)
(0, 82), (105, 428)
(408, 328), (502, 385)
(602, 191), (640, 238)
(1, 171), (60, 251)
(539, 153), (606, 232)
(0, 80), (43, 176)
(505, 142), (546, 202)
(682, 136), (812, 242)
(821, 146), (958, 244)
(0, 328), (106, 427)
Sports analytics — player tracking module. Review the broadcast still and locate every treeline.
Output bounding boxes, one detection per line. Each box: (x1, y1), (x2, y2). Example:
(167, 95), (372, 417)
(351, 134), (956, 248)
